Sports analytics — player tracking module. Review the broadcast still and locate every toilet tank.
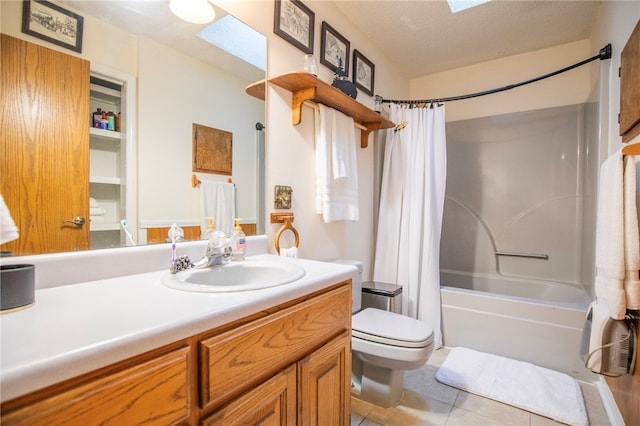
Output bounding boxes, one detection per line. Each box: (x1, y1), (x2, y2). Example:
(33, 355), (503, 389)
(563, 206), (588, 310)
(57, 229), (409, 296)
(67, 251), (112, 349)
(330, 259), (362, 313)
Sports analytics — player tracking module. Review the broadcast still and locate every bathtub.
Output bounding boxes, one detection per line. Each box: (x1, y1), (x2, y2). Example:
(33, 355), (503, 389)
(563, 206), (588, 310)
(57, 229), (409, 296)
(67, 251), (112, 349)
(440, 270), (596, 381)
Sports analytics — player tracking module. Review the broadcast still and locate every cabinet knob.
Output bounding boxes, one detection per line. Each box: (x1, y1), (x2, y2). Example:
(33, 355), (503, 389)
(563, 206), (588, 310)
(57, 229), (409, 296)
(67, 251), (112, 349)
(63, 216), (86, 228)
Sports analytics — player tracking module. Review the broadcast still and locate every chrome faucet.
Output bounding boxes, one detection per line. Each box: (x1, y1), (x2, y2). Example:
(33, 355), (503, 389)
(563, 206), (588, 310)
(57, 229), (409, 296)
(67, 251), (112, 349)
(193, 241), (232, 268)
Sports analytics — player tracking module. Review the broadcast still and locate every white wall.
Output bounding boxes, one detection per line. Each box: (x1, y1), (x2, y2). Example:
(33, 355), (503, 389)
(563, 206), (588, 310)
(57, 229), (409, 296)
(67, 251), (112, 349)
(589, 1), (640, 154)
(218, 0), (409, 280)
(410, 40), (593, 123)
(137, 36), (263, 229)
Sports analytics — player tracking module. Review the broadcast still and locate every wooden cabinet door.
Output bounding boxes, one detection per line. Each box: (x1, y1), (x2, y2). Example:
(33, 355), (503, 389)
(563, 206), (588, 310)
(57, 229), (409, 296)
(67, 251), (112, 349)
(297, 331), (351, 426)
(1, 34), (90, 255)
(620, 19), (640, 142)
(203, 365), (297, 426)
(1, 346), (192, 426)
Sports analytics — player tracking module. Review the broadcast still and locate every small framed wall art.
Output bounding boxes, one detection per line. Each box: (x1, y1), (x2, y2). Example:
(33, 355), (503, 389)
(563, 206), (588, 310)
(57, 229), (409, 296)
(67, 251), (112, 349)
(320, 21), (350, 72)
(22, 0), (84, 53)
(274, 0), (315, 54)
(353, 49), (375, 96)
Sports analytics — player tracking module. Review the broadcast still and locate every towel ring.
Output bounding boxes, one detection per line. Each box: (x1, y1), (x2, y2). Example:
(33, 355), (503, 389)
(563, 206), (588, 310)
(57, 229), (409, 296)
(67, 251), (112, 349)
(274, 218), (299, 255)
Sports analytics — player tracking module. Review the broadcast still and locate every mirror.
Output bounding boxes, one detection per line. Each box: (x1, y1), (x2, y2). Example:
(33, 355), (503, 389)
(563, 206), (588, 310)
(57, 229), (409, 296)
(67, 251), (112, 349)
(1, 1), (266, 256)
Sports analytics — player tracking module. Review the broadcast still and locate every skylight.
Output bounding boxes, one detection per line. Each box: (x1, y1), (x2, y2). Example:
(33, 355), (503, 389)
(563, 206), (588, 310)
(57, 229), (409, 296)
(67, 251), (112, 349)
(197, 14), (266, 71)
(447, 0), (492, 13)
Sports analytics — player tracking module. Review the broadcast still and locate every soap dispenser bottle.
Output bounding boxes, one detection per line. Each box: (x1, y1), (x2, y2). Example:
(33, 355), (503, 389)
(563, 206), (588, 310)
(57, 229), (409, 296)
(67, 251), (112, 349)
(231, 218), (246, 261)
(205, 218), (228, 249)
(202, 217), (215, 240)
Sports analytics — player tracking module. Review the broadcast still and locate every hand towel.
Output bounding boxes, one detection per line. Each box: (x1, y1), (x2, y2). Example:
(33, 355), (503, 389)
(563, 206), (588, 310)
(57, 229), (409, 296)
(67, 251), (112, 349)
(279, 246), (298, 258)
(623, 155), (640, 309)
(90, 206), (106, 216)
(89, 197), (100, 208)
(0, 194), (19, 245)
(595, 150), (640, 318)
(89, 215), (105, 224)
(314, 104), (359, 222)
(200, 180), (236, 237)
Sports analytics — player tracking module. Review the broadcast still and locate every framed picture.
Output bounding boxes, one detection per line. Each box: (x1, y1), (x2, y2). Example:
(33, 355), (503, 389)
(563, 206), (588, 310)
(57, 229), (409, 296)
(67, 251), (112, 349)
(274, 0), (314, 54)
(320, 21), (350, 73)
(353, 50), (375, 96)
(22, 0), (83, 53)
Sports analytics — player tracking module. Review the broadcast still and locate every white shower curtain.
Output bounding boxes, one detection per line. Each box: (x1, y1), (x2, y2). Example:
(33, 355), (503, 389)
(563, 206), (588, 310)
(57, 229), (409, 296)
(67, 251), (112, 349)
(373, 103), (447, 348)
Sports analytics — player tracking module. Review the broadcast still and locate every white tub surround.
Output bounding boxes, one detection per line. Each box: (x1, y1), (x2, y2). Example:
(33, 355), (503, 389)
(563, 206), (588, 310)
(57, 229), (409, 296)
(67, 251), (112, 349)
(0, 253), (357, 403)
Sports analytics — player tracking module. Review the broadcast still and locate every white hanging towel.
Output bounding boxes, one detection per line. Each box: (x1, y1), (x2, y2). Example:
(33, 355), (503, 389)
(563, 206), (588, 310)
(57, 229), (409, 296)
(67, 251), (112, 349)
(0, 194), (19, 245)
(595, 150), (640, 319)
(200, 180), (236, 237)
(279, 246), (298, 258)
(314, 104), (359, 222)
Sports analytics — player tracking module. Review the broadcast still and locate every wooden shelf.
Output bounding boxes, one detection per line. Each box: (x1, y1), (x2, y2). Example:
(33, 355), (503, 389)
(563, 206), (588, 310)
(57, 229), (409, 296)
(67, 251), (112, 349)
(252, 72), (394, 148)
(245, 79), (265, 100)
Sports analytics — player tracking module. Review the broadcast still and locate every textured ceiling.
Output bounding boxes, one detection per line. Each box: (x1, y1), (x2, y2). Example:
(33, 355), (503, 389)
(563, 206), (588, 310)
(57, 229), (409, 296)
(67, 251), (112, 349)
(332, 0), (602, 78)
(64, 1), (602, 81)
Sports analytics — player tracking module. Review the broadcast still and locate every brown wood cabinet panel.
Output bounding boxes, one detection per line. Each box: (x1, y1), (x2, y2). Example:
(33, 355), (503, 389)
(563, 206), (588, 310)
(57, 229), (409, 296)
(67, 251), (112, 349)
(1, 34), (90, 255)
(1, 346), (192, 426)
(297, 331), (351, 426)
(620, 19), (640, 142)
(203, 365), (297, 426)
(199, 284), (351, 411)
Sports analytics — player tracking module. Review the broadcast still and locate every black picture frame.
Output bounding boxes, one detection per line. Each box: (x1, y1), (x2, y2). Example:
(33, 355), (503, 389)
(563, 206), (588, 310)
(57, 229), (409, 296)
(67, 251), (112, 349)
(320, 21), (350, 73)
(353, 50), (375, 96)
(22, 0), (83, 53)
(273, 0), (314, 54)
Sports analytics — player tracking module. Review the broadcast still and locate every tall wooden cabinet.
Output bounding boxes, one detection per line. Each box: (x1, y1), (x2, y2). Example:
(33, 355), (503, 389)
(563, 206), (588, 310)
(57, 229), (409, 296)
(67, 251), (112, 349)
(1, 282), (352, 425)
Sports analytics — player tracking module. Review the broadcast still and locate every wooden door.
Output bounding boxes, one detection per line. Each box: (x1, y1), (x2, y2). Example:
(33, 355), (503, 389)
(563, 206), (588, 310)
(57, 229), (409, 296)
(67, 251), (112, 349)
(1, 34), (90, 255)
(297, 331), (351, 426)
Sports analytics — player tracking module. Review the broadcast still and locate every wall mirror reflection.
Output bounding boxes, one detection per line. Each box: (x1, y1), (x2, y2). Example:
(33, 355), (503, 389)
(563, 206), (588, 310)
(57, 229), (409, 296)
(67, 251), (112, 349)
(1, 0), (267, 257)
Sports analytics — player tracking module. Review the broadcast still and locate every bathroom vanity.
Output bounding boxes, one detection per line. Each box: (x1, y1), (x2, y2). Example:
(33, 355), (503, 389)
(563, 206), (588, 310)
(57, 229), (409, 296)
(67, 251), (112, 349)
(0, 254), (354, 425)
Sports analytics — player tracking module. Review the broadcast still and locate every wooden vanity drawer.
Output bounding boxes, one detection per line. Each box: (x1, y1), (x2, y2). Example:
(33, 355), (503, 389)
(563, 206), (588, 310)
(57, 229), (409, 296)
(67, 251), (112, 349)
(199, 283), (351, 410)
(1, 345), (192, 426)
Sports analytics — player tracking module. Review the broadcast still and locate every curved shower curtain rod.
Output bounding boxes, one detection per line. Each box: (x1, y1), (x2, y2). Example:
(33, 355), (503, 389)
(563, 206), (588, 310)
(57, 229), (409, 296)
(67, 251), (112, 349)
(380, 44), (612, 105)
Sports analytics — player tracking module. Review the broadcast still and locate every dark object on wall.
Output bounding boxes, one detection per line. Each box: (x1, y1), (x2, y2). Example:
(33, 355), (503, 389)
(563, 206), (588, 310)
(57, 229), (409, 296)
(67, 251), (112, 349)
(273, 0), (314, 54)
(332, 61), (357, 99)
(22, 0), (83, 53)
(1, 264), (35, 312)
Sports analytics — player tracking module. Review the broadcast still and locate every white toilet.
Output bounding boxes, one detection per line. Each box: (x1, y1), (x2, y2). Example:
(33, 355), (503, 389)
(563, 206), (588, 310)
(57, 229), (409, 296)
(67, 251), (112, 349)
(333, 260), (434, 408)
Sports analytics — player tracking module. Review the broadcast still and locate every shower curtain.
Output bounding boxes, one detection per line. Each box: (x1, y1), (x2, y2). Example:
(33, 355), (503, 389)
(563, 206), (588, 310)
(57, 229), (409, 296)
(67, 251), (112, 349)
(373, 103), (447, 347)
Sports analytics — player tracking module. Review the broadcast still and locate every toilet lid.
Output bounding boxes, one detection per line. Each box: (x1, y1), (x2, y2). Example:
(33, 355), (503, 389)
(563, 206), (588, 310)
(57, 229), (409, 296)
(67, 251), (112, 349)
(352, 308), (433, 348)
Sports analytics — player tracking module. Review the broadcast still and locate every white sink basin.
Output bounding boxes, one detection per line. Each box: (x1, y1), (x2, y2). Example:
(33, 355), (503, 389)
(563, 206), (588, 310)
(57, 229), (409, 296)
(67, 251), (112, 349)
(162, 259), (306, 292)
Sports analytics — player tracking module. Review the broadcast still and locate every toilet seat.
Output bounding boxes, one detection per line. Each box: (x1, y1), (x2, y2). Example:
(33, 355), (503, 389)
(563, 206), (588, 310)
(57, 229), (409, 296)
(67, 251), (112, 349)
(352, 308), (433, 348)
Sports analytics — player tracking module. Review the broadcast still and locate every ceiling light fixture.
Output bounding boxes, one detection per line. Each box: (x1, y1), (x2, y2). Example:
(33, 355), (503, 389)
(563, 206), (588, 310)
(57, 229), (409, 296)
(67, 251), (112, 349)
(170, 0), (216, 24)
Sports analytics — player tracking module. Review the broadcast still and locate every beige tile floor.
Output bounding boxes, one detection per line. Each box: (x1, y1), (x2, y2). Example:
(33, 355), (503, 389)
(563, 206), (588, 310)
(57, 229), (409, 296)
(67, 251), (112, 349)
(350, 347), (611, 426)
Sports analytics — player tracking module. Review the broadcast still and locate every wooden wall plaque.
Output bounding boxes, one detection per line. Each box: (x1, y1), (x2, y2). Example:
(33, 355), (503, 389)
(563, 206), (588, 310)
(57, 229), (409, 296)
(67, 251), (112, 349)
(192, 123), (232, 175)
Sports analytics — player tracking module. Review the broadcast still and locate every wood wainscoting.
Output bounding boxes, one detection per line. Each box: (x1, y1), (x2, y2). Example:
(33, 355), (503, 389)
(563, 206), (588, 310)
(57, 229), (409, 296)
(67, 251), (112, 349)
(146, 224), (257, 245)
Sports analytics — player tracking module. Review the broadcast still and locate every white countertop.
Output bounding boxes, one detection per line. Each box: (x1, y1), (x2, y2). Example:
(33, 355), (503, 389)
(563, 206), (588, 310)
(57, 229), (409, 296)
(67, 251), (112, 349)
(0, 254), (357, 402)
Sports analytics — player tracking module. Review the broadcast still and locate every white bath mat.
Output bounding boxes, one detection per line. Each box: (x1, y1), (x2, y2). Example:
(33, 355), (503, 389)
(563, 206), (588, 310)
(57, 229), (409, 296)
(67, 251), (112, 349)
(435, 347), (588, 426)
